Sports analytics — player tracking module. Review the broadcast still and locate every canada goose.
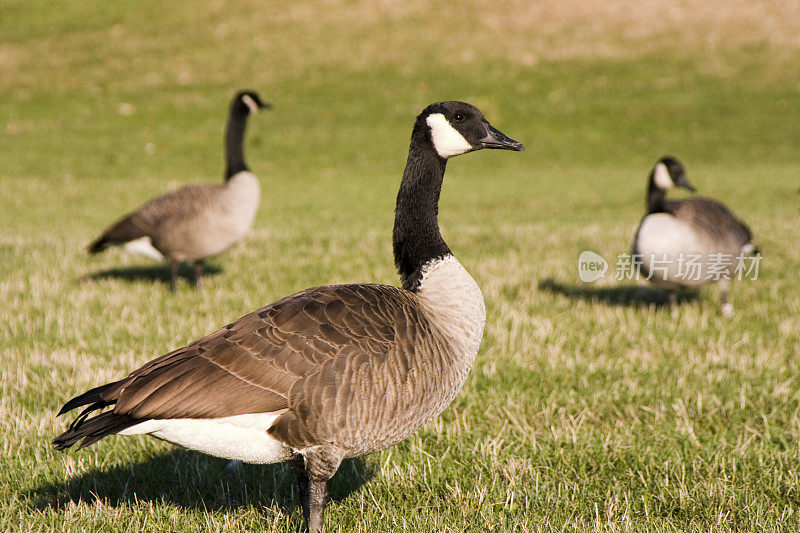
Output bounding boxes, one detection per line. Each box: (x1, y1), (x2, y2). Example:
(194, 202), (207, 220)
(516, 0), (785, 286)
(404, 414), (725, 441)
(632, 156), (757, 316)
(87, 90), (270, 290)
(54, 101), (523, 532)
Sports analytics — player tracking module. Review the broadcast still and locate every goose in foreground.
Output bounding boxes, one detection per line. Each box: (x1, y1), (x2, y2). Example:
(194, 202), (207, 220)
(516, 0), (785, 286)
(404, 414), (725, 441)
(87, 90), (270, 290)
(54, 101), (523, 532)
(632, 156), (757, 316)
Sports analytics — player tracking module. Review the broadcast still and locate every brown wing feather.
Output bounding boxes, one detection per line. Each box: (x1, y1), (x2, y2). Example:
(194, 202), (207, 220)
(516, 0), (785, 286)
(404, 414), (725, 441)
(57, 283), (452, 455)
(87, 214), (147, 253)
(98, 284), (405, 422)
(128, 184), (221, 234)
(665, 197), (753, 247)
(89, 184), (221, 252)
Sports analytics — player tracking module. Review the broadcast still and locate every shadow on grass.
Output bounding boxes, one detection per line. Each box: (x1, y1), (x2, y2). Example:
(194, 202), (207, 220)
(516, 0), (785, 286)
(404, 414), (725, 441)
(27, 448), (375, 521)
(84, 263), (222, 286)
(538, 278), (698, 307)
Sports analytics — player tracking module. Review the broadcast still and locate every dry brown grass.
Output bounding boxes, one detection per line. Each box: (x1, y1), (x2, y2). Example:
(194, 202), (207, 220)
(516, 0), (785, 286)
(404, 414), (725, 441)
(276, 0), (800, 62)
(4, 0), (800, 94)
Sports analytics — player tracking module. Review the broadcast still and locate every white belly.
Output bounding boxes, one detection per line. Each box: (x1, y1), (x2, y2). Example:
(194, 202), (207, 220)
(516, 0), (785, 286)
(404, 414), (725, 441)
(634, 213), (710, 288)
(118, 411), (293, 464)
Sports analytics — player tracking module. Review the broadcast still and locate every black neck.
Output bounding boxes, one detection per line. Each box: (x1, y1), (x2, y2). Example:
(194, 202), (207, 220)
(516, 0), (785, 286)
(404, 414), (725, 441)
(647, 172), (666, 213)
(393, 128), (451, 291)
(224, 105), (251, 180)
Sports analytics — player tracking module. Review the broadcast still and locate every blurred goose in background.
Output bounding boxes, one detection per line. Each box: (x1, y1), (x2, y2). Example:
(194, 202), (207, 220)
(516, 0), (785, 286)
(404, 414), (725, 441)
(632, 156), (758, 316)
(87, 90), (270, 290)
(54, 101), (523, 532)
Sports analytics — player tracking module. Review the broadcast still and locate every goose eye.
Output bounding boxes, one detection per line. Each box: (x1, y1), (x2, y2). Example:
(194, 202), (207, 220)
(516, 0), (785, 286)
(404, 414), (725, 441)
(453, 113), (465, 122)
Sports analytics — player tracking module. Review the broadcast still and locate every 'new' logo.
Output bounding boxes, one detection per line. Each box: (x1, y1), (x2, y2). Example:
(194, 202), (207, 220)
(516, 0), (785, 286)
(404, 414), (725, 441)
(578, 251), (608, 283)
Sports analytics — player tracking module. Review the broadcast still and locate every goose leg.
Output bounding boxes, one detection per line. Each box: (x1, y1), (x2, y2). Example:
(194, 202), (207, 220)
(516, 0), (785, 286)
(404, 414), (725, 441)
(668, 290), (678, 311)
(169, 261), (179, 291)
(291, 457), (311, 525)
(719, 279), (733, 317)
(293, 447), (343, 533)
(194, 260), (204, 288)
(307, 476), (329, 532)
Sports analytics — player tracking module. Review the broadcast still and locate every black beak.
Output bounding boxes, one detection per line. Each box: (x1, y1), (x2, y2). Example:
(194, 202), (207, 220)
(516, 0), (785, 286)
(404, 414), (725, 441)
(675, 173), (696, 192)
(480, 123), (524, 151)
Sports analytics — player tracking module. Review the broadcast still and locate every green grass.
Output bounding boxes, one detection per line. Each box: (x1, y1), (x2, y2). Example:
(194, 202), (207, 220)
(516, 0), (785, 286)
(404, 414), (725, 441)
(2, 1), (800, 531)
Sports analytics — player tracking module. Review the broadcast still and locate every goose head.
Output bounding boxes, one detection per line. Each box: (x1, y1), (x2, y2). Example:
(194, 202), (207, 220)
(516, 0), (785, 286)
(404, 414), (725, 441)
(419, 101), (524, 159)
(233, 90), (271, 115)
(651, 156), (695, 192)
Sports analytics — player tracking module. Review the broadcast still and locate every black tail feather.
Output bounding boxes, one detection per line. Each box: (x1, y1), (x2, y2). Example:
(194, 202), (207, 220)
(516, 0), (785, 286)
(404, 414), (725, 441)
(57, 381), (119, 416)
(87, 215), (146, 254)
(54, 380), (140, 451)
(53, 411), (140, 451)
(87, 237), (111, 254)
(68, 401), (108, 431)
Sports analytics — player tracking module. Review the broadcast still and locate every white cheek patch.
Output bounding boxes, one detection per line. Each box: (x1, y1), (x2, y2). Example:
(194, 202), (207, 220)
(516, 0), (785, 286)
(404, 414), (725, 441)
(242, 94), (259, 115)
(426, 113), (473, 159)
(653, 162), (674, 190)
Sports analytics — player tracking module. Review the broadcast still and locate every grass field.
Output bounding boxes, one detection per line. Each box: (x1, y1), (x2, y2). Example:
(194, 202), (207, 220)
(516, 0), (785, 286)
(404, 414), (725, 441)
(2, 1), (800, 531)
